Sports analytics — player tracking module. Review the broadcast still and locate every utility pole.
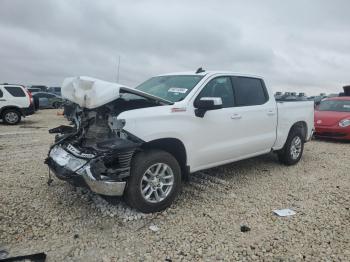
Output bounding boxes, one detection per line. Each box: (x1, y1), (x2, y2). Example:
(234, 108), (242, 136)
(116, 55), (121, 83)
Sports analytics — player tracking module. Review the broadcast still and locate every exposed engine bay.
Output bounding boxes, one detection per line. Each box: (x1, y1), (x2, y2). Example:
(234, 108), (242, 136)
(45, 91), (164, 196)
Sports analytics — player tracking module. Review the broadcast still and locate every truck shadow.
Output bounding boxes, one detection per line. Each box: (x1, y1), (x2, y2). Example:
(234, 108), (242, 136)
(49, 153), (281, 218)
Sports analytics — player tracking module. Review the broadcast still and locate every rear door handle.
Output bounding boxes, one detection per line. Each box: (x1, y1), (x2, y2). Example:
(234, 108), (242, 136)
(231, 114), (242, 120)
(0, 99), (6, 101)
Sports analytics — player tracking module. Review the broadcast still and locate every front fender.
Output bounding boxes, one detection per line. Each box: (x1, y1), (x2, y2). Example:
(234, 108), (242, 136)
(119, 106), (194, 165)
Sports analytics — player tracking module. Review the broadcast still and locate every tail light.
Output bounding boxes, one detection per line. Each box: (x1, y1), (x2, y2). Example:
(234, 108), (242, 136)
(24, 87), (33, 105)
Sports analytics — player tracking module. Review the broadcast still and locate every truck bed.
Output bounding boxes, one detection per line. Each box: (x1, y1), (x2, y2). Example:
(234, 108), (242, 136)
(274, 100), (315, 149)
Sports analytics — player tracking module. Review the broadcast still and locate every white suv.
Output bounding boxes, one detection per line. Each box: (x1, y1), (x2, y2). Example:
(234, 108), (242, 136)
(0, 84), (35, 125)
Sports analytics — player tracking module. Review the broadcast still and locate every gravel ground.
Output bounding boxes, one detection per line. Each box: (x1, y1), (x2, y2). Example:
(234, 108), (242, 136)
(0, 109), (349, 261)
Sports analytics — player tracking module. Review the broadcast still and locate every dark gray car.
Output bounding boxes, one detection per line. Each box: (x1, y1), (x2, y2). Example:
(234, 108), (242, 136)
(33, 92), (64, 109)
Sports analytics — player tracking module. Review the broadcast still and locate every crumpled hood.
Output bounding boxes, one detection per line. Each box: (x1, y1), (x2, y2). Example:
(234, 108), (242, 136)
(62, 76), (173, 109)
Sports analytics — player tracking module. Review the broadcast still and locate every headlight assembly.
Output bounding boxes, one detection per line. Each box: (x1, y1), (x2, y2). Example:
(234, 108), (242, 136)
(65, 157), (87, 171)
(50, 146), (87, 171)
(339, 119), (350, 128)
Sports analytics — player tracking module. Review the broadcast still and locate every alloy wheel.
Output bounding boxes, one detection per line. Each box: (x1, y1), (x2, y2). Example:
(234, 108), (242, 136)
(5, 112), (19, 124)
(140, 163), (174, 203)
(290, 136), (302, 160)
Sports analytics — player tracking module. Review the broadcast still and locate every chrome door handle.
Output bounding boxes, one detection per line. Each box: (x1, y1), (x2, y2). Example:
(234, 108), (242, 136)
(231, 114), (242, 119)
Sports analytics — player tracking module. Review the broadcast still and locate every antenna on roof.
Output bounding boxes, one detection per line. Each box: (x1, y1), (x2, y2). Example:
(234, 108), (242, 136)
(196, 67), (205, 74)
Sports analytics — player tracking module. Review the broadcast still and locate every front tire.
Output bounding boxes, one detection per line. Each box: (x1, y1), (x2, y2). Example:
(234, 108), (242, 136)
(125, 150), (181, 213)
(2, 109), (21, 125)
(278, 128), (304, 165)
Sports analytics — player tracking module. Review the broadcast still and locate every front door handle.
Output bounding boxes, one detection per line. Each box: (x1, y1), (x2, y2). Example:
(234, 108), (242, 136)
(231, 114), (242, 120)
(0, 99), (6, 101)
(267, 110), (275, 116)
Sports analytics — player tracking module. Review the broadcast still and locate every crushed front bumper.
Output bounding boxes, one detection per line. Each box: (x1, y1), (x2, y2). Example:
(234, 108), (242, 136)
(46, 146), (126, 196)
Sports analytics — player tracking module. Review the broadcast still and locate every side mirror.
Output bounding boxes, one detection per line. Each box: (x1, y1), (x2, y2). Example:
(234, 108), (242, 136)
(194, 97), (223, 117)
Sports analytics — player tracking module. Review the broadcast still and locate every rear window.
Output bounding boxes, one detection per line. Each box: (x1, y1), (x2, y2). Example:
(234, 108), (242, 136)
(4, 86), (26, 97)
(231, 77), (268, 106)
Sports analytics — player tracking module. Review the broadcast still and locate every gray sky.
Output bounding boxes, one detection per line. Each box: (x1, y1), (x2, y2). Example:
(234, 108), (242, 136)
(1, 0), (349, 95)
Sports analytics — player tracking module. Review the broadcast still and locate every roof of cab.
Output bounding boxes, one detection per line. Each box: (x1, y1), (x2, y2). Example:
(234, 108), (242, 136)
(157, 70), (263, 79)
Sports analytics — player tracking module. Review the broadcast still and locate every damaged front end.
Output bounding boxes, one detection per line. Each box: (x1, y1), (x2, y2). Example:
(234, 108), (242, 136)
(45, 76), (170, 196)
(45, 100), (150, 196)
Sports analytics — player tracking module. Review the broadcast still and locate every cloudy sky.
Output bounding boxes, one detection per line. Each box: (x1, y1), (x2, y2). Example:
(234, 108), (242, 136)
(0, 0), (349, 95)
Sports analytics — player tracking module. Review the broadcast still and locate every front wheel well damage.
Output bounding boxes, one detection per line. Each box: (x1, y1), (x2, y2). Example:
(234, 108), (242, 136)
(140, 138), (189, 180)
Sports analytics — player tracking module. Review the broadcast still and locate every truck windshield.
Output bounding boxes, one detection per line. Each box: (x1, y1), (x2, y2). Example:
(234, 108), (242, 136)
(135, 75), (203, 102)
(318, 100), (350, 112)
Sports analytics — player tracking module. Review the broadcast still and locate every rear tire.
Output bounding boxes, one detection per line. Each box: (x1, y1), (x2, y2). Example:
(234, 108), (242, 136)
(125, 150), (181, 213)
(2, 109), (21, 125)
(278, 128), (304, 165)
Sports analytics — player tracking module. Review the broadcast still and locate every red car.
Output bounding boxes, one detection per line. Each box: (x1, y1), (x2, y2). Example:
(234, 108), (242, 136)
(314, 96), (350, 140)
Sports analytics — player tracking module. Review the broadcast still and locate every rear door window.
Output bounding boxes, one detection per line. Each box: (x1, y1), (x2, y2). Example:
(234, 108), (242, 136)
(4, 86), (26, 97)
(231, 77), (268, 106)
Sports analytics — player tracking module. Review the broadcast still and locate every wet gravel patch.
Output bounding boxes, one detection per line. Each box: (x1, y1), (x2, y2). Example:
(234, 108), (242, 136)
(0, 109), (349, 261)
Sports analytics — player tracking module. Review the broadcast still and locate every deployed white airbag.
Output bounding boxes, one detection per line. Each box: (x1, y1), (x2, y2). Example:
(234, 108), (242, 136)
(61, 76), (127, 109)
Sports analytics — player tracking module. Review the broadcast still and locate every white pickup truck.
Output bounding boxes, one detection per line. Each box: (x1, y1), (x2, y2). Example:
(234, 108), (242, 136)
(46, 70), (314, 213)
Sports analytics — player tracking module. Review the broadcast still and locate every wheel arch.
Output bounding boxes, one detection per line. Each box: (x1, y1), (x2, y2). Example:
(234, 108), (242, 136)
(289, 121), (308, 141)
(0, 106), (22, 117)
(141, 138), (189, 180)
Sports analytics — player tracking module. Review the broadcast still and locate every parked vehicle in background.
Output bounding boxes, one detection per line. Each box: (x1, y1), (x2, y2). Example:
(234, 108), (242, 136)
(297, 93), (308, 100)
(32, 92), (64, 109)
(340, 85), (350, 97)
(314, 96), (350, 140)
(327, 93), (339, 98)
(47, 86), (61, 96)
(0, 84), (35, 124)
(46, 71), (314, 213)
(27, 87), (41, 94)
(275, 92), (308, 101)
(308, 93), (328, 105)
(29, 85), (48, 92)
(274, 91), (283, 100)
